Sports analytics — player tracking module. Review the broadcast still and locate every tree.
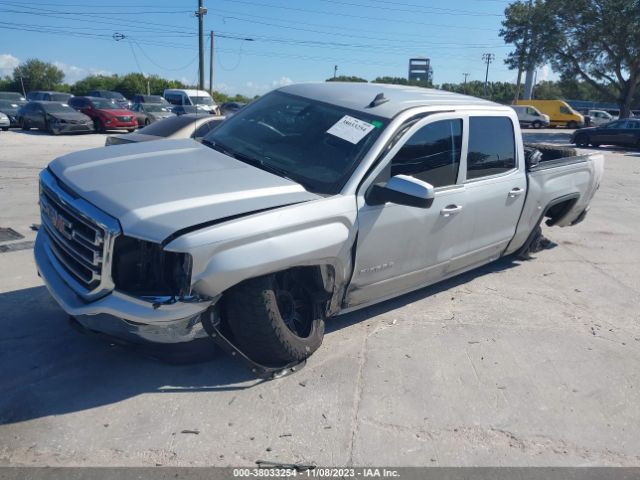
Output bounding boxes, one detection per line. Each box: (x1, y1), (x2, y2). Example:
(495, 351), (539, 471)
(501, 0), (640, 117)
(500, 0), (555, 100)
(373, 76), (433, 88)
(326, 75), (368, 82)
(13, 59), (65, 92)
(72, 74), (120, 95)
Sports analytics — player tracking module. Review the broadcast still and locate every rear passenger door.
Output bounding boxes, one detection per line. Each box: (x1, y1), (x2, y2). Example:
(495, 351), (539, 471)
(448, 115), (527, 273)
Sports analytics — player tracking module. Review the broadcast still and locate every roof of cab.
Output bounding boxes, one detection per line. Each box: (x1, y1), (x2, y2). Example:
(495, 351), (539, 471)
(277, 82), (504, 119)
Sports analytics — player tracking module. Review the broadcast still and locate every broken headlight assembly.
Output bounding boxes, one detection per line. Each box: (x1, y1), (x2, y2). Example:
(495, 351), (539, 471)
(111, 235), (192, 298)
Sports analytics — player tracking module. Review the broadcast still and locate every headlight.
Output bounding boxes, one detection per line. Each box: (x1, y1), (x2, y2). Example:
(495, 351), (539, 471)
(56, 118), (67, 124)
(112, 235), (192, 297)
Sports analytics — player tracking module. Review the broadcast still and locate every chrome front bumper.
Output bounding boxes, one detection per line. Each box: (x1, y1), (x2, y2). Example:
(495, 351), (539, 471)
(35, 231), (214, 343)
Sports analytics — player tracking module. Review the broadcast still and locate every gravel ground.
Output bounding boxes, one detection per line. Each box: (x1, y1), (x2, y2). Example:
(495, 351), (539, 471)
(0, 128), (639, 467)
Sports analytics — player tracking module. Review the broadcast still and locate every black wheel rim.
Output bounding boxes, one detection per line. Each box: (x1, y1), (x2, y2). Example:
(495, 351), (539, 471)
(274, 271), (314, 338)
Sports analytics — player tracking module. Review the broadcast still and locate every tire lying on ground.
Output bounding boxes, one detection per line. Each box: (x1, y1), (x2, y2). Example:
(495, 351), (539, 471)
(223, 270), (326, 366)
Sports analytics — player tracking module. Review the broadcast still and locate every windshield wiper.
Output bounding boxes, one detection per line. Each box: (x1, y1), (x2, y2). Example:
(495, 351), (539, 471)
(203, 139), (313, 191)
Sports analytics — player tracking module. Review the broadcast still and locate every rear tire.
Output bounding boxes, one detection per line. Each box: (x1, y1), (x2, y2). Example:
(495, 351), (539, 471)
(21, 119), (30, 130)
(574, 134), (588, 147)
(223, 271), (325, 366)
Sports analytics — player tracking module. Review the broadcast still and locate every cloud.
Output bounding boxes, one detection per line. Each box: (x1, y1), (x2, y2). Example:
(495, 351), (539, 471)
(0, 53), (20, 77)
(539, 64), (550, 82)
(272, 76), (293, 88)
(52, 61), (112, 83)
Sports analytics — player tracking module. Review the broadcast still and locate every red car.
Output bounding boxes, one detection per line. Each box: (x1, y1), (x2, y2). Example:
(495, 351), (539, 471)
(68, 96), (137, 132)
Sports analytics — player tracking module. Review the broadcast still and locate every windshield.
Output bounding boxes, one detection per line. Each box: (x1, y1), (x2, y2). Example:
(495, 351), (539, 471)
(92, 99), (120, 110)
(202, 91), (388, 195)
(0, 100), (22, 109)
(189, 95), (214, 106)
(50, 94), (72, 102)
(145, 104), (172, 113)
(42, 103), (75, 113)
(0, 92), (24, 101)
(103, 91), (125, 100)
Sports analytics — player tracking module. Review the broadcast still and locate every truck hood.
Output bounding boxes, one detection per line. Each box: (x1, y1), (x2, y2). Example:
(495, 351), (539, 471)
(48, 139), (320, 242)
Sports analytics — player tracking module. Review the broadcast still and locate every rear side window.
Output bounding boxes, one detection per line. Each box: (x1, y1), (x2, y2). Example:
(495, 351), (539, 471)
(466, 116), (516, 180)
(391, 119), (462, 187)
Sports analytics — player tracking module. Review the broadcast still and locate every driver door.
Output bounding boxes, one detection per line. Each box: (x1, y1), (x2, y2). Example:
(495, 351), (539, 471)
(345, 114), (469, 308)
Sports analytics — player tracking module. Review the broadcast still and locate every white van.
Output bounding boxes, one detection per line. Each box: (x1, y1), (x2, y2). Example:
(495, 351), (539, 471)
(510, 105), (550, 129)
(163, 89), (218, 114)
(587, 109), (614, 126)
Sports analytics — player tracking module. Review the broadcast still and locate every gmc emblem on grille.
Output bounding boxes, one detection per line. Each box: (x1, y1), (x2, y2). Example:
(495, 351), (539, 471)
(43, 201), (73, 240)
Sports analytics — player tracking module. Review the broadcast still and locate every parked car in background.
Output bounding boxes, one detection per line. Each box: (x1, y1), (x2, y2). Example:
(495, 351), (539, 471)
(0, 99), (25, 128)
(68, 96), (137, 133)
(164, 88), (218, 114)
(219, 101), (246, 117)
(131, 94), (169, 105)
(571, 119), (640, 148)
(514, 99), (584, 128)
(510, 105), (550, 129)
(0, 91), (25, 101)
(87, 90), (132, 109)
(0, 112), (9, 131)
(27, 91), (73, 102)
(17, 101), (93, 134)
(130, 103), (175, 126)
(586, 110), (614, 126)
(105, 113), (224, 145)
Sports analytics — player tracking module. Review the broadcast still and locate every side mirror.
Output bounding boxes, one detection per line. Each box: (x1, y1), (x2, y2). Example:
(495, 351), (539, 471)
(367, 175), (435, 208)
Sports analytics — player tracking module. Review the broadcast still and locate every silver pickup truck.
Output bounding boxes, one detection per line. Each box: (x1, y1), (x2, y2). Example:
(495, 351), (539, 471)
(35, 83), (604, 370)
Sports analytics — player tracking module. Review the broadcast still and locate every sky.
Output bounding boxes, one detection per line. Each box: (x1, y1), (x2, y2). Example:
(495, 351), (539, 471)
(0, 0), (551, 97)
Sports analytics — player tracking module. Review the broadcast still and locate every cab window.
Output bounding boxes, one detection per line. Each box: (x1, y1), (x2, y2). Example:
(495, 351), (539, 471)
(560, 106), (571, 114)
(390, 119), (462, 187)
(467, 116), (516, 180)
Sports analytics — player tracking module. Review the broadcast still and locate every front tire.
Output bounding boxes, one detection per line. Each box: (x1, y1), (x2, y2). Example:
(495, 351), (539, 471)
(21, 119), (30, 130)
(223, 271), (325, 366)
(532, 120), (543, 129)
(567, 121), (578, 129)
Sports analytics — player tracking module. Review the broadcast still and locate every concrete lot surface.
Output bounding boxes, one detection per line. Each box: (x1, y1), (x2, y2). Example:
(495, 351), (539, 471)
(0, 129), (639, 467)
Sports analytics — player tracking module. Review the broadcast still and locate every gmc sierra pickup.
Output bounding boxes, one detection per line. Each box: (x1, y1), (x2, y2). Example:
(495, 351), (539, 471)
(35, 83), (604, 371)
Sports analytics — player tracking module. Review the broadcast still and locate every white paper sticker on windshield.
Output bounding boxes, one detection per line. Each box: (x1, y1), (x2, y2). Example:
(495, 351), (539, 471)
(326, 115), (375, 144)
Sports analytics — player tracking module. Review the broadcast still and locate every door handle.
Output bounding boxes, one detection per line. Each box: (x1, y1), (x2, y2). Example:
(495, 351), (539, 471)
(508, 187), (525, 198)
(440, 204), (463, 217)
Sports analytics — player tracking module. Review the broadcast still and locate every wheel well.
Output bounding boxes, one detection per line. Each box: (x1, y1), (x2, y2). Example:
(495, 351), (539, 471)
(544, 196), (578, 226)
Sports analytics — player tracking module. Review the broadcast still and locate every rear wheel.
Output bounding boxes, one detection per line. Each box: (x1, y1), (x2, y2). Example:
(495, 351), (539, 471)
(21, 119), (30, 130)
(574, 134), (588, 147)
(93, 119), (104, 133)
(223, 270), (325, 366)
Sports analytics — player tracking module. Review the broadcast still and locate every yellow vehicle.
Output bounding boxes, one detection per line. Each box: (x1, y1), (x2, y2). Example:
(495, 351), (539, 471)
(514, 99), (584, 129)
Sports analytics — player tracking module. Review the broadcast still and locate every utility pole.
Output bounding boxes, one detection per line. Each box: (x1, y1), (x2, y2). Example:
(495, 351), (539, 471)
(482, 53), (495, 97)
(333, 65), (338, 79)
(463, 73), (470, 94)
(209, 31), (214, 95)
(16, 66), (26, 98)
(196, 0), (207, 90)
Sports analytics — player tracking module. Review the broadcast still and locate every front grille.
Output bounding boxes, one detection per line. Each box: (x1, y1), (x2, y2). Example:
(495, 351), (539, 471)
(116, 116), (132, 122)
(39, 169), (120, 299)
